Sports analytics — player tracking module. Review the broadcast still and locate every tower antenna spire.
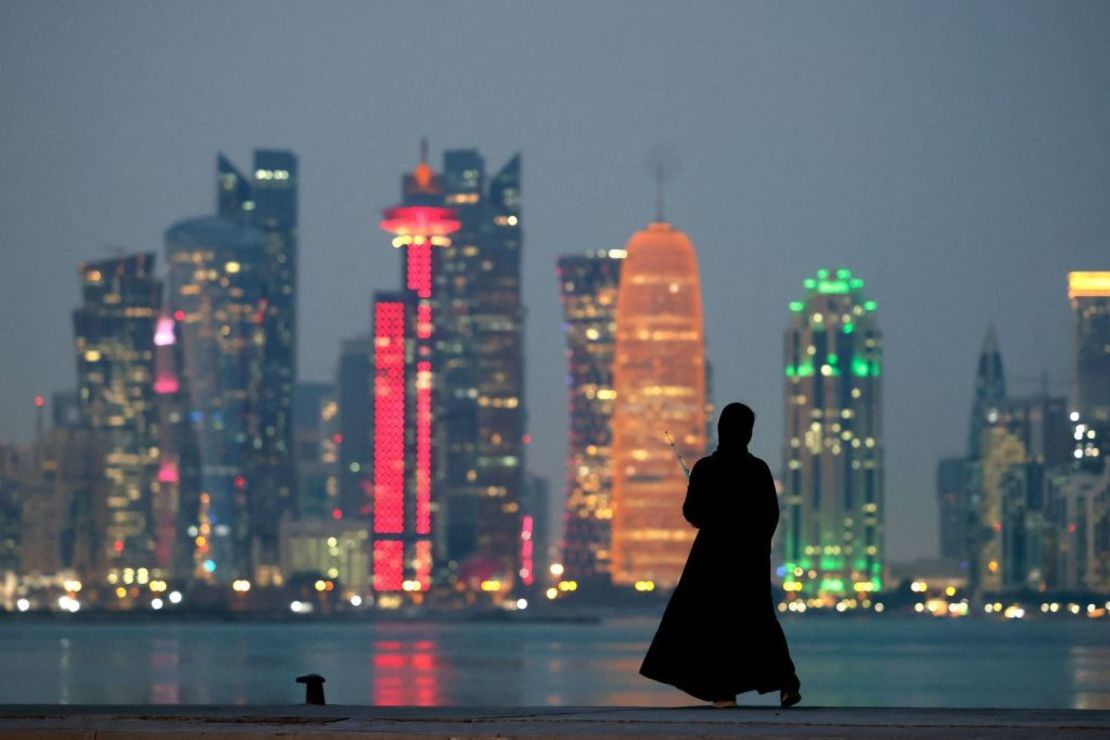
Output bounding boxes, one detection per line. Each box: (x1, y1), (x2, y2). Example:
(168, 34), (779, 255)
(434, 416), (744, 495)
(420, 136), (429, 164)
(655, 163), (665, 222)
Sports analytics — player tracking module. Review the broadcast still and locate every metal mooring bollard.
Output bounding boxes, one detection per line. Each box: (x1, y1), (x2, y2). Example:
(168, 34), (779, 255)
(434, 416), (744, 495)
(296, 673), (327, 705)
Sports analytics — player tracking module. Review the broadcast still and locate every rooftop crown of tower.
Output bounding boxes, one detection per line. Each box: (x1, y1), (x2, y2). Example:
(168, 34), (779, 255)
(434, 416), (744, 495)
(380, 141), (461, 240)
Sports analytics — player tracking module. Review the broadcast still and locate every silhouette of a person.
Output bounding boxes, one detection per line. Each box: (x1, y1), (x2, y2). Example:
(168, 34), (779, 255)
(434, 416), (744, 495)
(640, 402), (802, 708)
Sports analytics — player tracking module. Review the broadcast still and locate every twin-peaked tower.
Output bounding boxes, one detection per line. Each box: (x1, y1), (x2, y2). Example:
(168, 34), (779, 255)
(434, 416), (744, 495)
(371, 145), (526, 597)
(162, 149), (299, 582)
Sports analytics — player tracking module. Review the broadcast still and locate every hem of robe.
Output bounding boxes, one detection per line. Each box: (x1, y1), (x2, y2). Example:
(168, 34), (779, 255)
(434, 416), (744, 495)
(639, 664), (790, 703)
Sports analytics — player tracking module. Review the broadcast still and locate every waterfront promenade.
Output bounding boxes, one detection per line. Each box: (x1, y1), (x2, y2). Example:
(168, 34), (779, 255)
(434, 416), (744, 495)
(1, 705), (1108, 738)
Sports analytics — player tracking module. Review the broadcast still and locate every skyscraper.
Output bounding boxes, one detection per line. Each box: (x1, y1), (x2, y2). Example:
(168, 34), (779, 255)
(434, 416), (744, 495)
(0, 443), (23, 577)
(938, 327), (1008, 570)
(438, 149), (527, 588)
(1069, 272), (1110, 442)
(18, 426), (106, 583)
(371, 148), (461, 595)
(971, 392), (1070, 593)
(780, 269), (884, 600)
(336, 337), (372, 520)
(936, 456), (969, 563)
(1055, 273), (1110, 590)
(610, 221), (707, 589)
(165, 216), (269, 582)
(152, 312), (191, 574)
(217, 151), (299, 565)
(969, 326), (1007, 459)
(72, 254), (162, 582)
(556, 249), (625, 584)
(293, 382), (337, 519)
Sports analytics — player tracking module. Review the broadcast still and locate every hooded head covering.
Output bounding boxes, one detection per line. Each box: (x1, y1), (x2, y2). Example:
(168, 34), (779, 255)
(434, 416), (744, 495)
(717, 402), (755, 450)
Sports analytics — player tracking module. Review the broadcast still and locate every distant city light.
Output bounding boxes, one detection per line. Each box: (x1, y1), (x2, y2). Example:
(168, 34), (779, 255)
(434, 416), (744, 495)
(290, 600), (314, 614)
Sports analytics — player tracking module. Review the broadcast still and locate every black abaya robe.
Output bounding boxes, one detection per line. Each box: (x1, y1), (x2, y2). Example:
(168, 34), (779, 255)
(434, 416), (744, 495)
(639, 446), (800, 702)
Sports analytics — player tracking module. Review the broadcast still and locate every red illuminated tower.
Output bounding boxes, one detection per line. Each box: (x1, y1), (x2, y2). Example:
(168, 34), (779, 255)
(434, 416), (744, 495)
(372, 143), (461, 596)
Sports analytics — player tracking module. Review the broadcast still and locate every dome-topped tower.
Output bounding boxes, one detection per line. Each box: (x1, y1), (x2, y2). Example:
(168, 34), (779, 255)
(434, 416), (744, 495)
(610, 220), (707, 589)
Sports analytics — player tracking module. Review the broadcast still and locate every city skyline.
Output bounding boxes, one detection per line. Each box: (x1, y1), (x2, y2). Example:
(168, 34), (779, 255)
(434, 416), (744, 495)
(3, 2), (1110, 563)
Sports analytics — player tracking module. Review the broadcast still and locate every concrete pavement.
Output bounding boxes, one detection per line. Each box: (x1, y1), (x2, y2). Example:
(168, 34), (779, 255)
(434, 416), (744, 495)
(1, 705), (1107, 738)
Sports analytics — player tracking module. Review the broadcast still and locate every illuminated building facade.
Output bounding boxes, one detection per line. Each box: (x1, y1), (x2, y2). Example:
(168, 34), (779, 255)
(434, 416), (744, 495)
(165, 217), (269, 582)
(371, 149), (461, 594)
(73, 254), (163, 582)
(1056, 272), (1110, 590)
(437, 150), (526, 586)
(960, 325), (1072, 594)
(279, 518), (371, 596)
(1069, 272), (1110, 447)
(556, 250), (625, 583)
(18, 426), (106, 581)
(973, 393), (1071, 593)
(0, 444), (22, 576)
(780, 269), (883, 599)
(152, 312), (191, 574)
(217, 150), (299, 565)
(521, 472), (550, 592)
(946, 327), (1007, 580)
(1050, 469), (1109, 591)
(610, 221), (707, 589)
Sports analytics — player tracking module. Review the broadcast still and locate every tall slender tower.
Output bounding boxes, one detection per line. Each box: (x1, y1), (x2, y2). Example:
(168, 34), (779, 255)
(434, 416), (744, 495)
(939, 326), (1008, 569)
(250, 150), (298, 564)
(556, 249), (625, 584)
(969, 326), (1007, 459)
(610, 221), (707, 589)
(780, 269), (883, 600)
(72, 254), (162, 583)
(372, 147), (461, 595)
(152, 312), (187, 574)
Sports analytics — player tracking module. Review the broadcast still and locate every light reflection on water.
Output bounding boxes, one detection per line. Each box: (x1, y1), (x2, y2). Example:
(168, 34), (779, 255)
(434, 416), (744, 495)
(1, 617), (1107, 708)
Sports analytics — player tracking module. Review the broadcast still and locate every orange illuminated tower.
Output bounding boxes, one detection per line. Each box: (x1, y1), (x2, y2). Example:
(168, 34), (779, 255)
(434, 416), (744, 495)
(610, 220), (707, 589)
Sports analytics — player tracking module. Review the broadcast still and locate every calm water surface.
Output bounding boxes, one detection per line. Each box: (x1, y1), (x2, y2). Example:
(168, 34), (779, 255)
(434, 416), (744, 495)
(0, 617), (1107, 708)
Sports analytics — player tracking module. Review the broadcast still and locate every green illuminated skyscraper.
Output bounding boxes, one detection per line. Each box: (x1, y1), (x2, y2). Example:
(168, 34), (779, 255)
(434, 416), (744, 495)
(780, 269), (884, 601)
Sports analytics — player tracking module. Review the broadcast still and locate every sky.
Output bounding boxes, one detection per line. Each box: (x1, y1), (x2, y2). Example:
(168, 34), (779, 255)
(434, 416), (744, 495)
(1, 1), (1108, 563)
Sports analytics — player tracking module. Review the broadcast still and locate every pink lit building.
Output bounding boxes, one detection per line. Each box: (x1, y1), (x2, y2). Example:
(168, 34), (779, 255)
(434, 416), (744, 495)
(371, 146), (461, 595)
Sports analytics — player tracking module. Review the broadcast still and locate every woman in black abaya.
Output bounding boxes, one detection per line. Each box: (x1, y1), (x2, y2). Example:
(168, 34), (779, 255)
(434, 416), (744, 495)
(640, 402), (802, 708)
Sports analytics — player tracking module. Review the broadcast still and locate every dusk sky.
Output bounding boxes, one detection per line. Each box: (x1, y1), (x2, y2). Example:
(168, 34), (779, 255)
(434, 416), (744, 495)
(2, 1), (1108, 562)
